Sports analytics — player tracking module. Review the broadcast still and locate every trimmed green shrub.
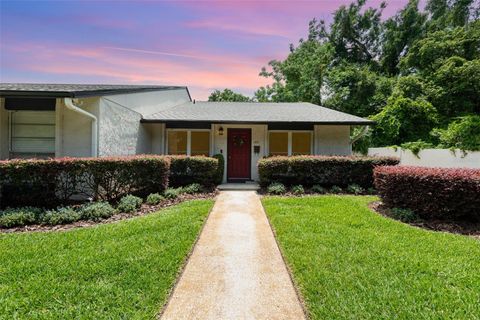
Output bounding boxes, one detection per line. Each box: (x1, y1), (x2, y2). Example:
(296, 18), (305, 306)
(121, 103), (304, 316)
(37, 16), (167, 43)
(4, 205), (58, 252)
(182, 183), (202, 194)
(146, 193), (164, 205)
(311, 185), (327, 194)
(0, 207), (43, 228)
(267, 183), (287, 195)
(291, 185), (305, 195)
(42, 207), (81, 225)
(168, 156), (219, 187)
(347, 184), (364, 195)
(367, 187), (376, 195)
(391, 208), (418, 222)
(330, 186), (342, 194)
(258, 156), (399, 188)
(164, 188), (179, 199)
(212, 154), (225, 185)
(0, 156), (170, 208)
(117, 195), (143, 213)
(79, 202), (116, 221)
(374, 166), (480, 220)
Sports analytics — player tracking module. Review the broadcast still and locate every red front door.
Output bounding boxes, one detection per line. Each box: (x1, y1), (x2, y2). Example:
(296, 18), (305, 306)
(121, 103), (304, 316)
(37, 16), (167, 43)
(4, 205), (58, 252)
(227, 128), (251, 181)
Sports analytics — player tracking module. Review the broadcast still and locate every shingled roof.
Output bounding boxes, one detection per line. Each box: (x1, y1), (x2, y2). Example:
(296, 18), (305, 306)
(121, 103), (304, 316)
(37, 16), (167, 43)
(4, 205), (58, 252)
(0, 83), (188, 98)
(142, 101), (374, 125)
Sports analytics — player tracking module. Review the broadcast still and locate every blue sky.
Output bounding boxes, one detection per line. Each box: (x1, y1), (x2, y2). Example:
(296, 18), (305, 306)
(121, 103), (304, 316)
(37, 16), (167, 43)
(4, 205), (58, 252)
(0, 0), (409, 99)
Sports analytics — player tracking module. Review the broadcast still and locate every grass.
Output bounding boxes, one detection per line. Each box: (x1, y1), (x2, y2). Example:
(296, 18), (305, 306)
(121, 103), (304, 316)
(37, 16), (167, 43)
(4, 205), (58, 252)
(263, 195), (480, 319)
(0, 200), (213, 319)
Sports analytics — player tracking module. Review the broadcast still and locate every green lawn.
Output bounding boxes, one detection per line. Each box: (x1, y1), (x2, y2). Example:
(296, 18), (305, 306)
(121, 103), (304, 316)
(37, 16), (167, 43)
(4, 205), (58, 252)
(263, 195), (480, 319)
(0, 200), (213, 319)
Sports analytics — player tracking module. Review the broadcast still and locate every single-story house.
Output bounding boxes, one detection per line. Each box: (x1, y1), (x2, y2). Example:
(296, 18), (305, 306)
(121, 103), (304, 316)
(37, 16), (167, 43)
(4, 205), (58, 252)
(0, 83), (373, 182)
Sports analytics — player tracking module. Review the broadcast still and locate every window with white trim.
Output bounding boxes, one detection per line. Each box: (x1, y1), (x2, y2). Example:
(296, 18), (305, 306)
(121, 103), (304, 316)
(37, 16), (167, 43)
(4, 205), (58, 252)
(268, 131), (312, 156)
(9, 111), (56, 159)
(166, 130), (210, 156)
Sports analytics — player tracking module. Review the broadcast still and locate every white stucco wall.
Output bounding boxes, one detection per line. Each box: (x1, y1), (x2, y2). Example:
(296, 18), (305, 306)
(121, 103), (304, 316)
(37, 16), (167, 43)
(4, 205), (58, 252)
(368, 147), (480, 168)
(57, 98), (100, 158)
(100, 88), (190, 117)
(95, 89), (190, 157)
(98, 98), (150, 156)
(0, 98), (9, 160)
(212, 123), (267, 182)
(314, 125), (351, 155)
(144, 123), (165, 154)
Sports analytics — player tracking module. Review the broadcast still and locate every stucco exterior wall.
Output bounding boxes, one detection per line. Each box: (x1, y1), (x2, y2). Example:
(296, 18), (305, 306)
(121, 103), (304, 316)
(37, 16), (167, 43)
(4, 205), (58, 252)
(144, 123), (165, 154)
(96, 89), (189, 157)
(0, 98), (8, 160)
(98, 98), (150, 156)
(57, 98), (100, 158)
(314, 125), (351, 155)
(368, 147), (480, 168)
(213, 123), (267, 182)
(100, 88), (190, 117)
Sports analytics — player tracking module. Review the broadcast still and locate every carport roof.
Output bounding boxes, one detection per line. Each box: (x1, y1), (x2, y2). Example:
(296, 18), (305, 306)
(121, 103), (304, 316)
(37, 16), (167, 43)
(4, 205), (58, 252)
(0, 83), (188, 98)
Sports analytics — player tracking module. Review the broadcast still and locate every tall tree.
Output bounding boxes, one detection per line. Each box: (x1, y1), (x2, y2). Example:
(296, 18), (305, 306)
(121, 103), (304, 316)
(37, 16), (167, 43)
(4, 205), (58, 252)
(381, 0), (427, 75)
(208, 89), (251, 102)
(313, 0), (386, 66)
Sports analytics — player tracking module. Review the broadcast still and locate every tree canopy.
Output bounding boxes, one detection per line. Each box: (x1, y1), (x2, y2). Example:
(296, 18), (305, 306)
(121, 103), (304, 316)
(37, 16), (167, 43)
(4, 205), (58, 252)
(209, 0), (480, 150)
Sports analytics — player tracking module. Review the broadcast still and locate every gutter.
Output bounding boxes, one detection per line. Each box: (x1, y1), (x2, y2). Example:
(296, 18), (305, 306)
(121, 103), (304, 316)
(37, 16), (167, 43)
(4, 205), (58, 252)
(64, 98), (98, 157)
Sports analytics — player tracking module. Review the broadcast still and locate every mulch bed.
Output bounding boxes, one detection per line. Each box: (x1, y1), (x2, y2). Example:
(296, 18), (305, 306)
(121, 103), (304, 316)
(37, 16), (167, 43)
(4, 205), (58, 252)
(370, 201), (480, 240)
(1, 192), (217, 234)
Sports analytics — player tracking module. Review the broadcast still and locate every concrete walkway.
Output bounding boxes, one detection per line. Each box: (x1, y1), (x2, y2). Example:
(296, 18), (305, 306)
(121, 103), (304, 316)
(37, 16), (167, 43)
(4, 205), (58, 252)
(161, 191), (305, 320)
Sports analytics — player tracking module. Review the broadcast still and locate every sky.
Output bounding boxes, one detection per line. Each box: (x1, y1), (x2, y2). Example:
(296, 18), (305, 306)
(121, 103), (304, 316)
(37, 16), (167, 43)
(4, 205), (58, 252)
(0, 0), (410, 100)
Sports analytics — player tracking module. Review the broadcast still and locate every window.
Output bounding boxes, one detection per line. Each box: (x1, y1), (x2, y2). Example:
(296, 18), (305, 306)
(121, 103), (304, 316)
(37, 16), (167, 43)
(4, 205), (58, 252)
(191, 131), (210, 156)
(167, 131), (188, 155)
(269, 132), (288, 156)
(268, 131), (312, 156)
(167, 130), (210, 156)
(292, 132), (311, 155)
(10, 111), (55, 158)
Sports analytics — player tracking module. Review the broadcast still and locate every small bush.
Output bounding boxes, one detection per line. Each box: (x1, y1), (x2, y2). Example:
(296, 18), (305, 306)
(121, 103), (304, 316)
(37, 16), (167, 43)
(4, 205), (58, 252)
(168, 156), (219, 187)
(117, 195), (143, 213)
(347, 184), (364, 195)
(374, 166), (480, 220)
(267, 183), (286, 195)
(0, 207), (42, 228)
(330, 186), (342, 194)
(182, 183), (202, 194)
(80, 202), (116, 221)
(164, 188), (179, 199)
(258, 156), (399, 188)
(42, 207), (81, 225)
(212, 154), (225, 185)
(291, 185), (305, 195)
(367, 187), (376, 195)
(391, 208), (418, 223)
(311, 185), (327, 194)
(146, 193), (164, 205)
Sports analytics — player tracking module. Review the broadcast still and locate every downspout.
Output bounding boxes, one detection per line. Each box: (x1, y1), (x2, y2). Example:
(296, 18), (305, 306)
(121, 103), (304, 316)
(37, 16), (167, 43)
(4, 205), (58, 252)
(64, 98), (98, 157)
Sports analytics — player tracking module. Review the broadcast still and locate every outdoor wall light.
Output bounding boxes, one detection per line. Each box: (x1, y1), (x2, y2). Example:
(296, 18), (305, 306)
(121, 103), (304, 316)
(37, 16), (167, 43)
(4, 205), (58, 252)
(218, 126), (224, 136)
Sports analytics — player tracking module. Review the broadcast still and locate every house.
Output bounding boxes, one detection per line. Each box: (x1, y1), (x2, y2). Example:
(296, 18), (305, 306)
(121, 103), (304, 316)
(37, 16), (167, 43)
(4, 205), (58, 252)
(0, 83), (373, 182)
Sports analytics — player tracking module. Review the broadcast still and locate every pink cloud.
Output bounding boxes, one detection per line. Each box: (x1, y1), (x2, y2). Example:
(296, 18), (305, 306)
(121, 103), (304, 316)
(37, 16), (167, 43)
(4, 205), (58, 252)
(2, 41), (272, 100)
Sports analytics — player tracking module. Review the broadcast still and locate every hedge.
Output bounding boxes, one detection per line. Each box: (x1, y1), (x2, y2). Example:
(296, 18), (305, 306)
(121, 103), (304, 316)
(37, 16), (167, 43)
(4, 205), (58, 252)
(258, 156), (399, 188)
(0, 156), (169, 208)
(374, 166), (480, 220)
(168, 156), (219, 187)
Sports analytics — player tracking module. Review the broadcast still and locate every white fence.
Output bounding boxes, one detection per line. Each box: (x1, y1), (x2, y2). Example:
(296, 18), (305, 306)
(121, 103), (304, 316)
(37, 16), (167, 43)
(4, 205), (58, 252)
(368, 148), (480, 169)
